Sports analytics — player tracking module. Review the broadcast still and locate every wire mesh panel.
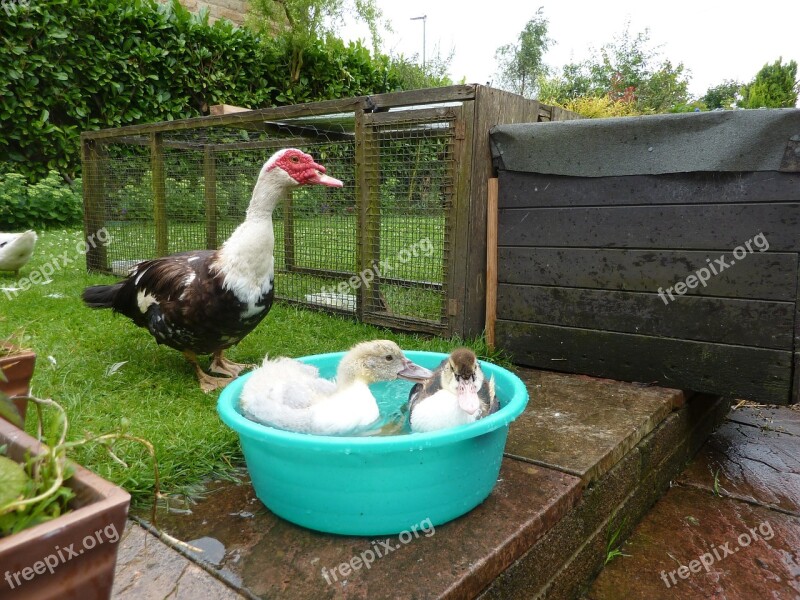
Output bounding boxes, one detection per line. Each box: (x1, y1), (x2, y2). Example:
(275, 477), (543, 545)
(81, 100), (458, 333)
(359, 107), (458, 333)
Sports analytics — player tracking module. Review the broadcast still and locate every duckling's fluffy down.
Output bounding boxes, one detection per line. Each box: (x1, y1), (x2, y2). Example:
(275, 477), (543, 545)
(239, 357), (337, 431)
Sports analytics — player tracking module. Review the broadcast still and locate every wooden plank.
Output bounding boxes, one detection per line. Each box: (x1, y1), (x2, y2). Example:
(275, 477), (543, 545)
(204, 147), (217, 249)
(461, 86), (546, 337)
(361, 112), (383, 322)
(82, 97), (364, 141)
(81, 139), (108, 272)
(498, 204), (800, 251)
(498, 170), (800, 208)
(449, 100), (474, 337)
(497, 284), (794, 349)
(150, 133), (168, 257)
(497, 247), (798, 301)
(367, 85), (476, 110)
(82, 87), (479, 143)
(354, 108), (367, 321)
(210, 104), (250, 115)
(496, 320), (793, 404)
(281, 265), (441, 290)
(364, 107), (458, 126)
(486, 178), (499, 348)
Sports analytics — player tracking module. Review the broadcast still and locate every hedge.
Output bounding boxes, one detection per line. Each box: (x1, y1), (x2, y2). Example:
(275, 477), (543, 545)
(0, 0), (402, 182)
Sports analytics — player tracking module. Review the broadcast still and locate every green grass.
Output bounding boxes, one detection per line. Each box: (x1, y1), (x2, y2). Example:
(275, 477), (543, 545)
(1, 228), (500, 505)
(104, 213), (448, 321)
(604, 518), (631, 565)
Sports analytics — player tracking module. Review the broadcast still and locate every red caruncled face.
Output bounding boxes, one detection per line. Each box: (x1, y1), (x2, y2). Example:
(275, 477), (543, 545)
(268, 148), (343, 188)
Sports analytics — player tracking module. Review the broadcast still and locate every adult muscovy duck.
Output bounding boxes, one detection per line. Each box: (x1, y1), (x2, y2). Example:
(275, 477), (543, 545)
(82, 148), (343, 392)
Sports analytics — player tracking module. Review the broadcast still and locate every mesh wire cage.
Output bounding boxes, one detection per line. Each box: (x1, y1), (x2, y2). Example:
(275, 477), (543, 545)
(81, 85), (570, 337)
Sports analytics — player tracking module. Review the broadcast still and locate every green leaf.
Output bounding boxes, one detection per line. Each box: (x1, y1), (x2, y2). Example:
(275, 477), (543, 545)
(0, 456), (29, 508)
(0, 398), (22, 428)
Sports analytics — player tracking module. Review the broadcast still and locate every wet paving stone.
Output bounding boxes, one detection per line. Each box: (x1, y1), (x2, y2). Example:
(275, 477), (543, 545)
(137, 458), (581, 600)
(727, 405), (800, 437)
(113, 521), (245, 599)
(587, 486), (800, 600)
(677, 420), (800, 516)
(506, 369), (684, 483)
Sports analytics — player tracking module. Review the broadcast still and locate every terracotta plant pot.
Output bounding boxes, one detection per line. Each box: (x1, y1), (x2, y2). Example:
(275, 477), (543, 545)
(0, 418), (131, 600)
(0, 346), (36, 425)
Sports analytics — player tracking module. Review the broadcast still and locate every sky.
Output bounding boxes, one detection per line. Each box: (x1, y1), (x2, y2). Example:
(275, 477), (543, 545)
(340, 0), (800, 101)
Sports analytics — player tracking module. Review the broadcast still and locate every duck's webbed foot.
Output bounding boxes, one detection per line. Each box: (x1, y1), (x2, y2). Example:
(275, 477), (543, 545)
(184, 350), (234, 393)
(209, 350), (254, 378)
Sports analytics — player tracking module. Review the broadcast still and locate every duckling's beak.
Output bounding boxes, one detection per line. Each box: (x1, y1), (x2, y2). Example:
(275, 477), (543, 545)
(397, 359), (433, 383)
(457, 380), (481, 415)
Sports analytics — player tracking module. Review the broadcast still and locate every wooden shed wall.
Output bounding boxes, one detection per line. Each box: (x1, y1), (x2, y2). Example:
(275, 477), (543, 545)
(495, 170), (800, 404)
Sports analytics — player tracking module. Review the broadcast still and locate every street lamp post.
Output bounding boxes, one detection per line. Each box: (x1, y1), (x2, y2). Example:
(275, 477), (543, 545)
(410, 15), (427, 71)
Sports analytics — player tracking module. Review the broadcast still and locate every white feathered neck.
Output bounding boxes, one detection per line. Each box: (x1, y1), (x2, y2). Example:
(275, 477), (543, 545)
(213, 163), (296, 304)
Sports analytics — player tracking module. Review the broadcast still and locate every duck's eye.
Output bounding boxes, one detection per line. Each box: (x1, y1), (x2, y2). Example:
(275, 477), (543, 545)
(385, 355), (394, 361)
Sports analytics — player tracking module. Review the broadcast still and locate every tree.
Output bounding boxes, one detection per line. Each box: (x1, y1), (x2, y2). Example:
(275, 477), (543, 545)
(494, 8), (552, 98)
(701, 80), (742, 110)
(545, 23), (691, 114)
(738, 58), (798, 108)
(389, 45), (454, 91)
(248, 0), (388, 84)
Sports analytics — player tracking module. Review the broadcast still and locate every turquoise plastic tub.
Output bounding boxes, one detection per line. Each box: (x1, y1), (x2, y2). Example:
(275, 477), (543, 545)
(217, 350), (528, 535)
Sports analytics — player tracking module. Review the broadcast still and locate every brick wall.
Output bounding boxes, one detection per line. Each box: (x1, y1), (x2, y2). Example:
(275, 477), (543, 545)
(161, 0), (249, 25)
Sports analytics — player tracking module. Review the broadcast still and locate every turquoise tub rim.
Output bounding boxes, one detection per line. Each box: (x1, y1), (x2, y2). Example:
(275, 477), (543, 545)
(217, 350), (528, 452)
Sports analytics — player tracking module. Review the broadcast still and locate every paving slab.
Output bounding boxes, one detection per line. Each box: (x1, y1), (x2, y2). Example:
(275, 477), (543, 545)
(506, 369), (684, 483)
(587, 486), (800, 600)
(677, 420), (800, 516)
(482, 396), (731, 600)
(135, 458), (581, 600)
(727, 404), (800, 437)
(112, 521), (244, 600)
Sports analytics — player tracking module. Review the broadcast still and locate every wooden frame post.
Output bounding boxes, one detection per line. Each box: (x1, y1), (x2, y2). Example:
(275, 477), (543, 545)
(150, 132), (168, 257)
(485, 178), (498, 349)
(81, 138), (108, 272)
(203, 146), (218, 249)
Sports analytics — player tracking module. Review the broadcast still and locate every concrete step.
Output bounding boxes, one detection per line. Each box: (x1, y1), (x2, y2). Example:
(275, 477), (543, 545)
(587, 405), (800, 600)
(113, 368), (729, 599)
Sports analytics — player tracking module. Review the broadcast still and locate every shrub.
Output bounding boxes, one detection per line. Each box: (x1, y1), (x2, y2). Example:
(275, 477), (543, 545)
(0, 0), (403, 183)
(0, 171), (83, 230)
(558, 96), (645, 118)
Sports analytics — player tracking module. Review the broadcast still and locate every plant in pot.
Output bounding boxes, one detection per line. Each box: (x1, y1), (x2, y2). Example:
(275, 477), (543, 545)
(0, 391), (157, 599)
(0, 331), (36, 425)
